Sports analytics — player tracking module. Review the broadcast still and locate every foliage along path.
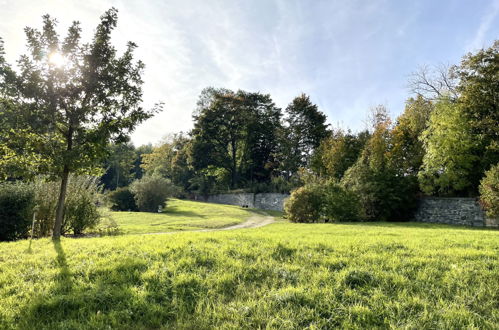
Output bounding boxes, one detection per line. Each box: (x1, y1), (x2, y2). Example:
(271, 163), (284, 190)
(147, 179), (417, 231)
(145, 211), (275, 235)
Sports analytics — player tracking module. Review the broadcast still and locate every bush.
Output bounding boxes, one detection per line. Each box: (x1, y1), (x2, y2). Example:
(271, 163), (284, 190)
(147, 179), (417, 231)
(322, 182), (360, 222)
(0, 182), (35, 241)
(130, 175), (174, 212)
(341, 160), (418, 221)
(479, 163), (499, 218)
(284, 185), (323, 223)
(108, 187), (138, 211)
(33, 175), (102, 236)
(285, 181), (361, 223)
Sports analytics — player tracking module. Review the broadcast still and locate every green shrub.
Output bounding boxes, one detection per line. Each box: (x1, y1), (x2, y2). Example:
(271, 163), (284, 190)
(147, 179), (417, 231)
(284, 185), (323, 222)
(285, 181), (361, 223)
(33, 176), (102, 236)
(341, 160), (418, 221)
(130, 175), (174, 212)
(108, 187), (138, 211)
(322, 182), (360, 222)
(0, 182), (35, 241)
(479, 163), (499, 218)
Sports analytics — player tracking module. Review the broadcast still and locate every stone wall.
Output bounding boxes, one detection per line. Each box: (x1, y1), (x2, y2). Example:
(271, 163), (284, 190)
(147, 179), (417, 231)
(197, 193), (289, 211)
(413, 197), (495, 227)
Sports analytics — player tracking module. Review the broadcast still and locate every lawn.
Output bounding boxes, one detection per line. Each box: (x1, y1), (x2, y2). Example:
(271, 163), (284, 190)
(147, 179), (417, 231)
(104, 199), (257, 234)
(0, 220), (498, 329)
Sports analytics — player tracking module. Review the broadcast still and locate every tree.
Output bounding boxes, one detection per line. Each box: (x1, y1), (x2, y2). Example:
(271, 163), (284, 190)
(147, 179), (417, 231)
(311, 129), (369, 180)
(418, 98), (478, 196)
(454, 41), (499, 179)
(279, 94), (329, 176)
(341, 113), (418, 221)
(408, 64), (458, 100)
(190, 88), (281, 189)
(389, 95), (433, 176)
(100, 140), (137, 190)
(0, 9), (160, 239)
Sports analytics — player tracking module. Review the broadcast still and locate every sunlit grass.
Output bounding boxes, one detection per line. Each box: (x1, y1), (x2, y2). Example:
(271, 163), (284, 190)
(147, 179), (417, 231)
(104, 199), (256, 234)
(0, 221), (498, 329)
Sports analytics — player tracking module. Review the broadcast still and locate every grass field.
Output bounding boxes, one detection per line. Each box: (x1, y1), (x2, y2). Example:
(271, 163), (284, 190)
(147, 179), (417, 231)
(104, 199), (256, 234)
(1, 219), (498, 329)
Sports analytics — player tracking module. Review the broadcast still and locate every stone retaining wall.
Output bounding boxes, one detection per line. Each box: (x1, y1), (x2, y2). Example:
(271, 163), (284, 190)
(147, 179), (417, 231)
(196, 193), (289, 211)
(413, 197), (498, 227)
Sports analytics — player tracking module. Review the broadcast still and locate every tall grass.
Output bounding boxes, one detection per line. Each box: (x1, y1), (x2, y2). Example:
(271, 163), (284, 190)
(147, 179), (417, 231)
(0, 221), (497, 329)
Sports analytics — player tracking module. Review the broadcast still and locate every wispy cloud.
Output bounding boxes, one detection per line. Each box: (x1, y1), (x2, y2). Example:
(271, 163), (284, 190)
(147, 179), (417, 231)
(0, 0), (497, 145)
(467, 0), (499, 51)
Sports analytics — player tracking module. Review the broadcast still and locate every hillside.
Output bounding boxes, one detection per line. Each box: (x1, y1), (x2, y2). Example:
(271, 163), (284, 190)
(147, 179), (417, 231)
(0, 221), (497, 329)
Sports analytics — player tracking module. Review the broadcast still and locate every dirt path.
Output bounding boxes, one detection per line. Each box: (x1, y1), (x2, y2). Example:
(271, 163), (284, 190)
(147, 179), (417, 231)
(201, 213), (275, 232)
(145, 212), (275, 235)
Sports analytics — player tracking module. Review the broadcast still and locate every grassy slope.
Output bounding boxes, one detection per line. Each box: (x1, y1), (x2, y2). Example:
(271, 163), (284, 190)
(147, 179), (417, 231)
(106, 199), (256, 234)
(0, 222), (498, 329)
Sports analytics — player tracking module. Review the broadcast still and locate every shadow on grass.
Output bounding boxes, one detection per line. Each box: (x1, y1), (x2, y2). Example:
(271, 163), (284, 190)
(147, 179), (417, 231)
(163, 206), (207, 218)
(17, 240), (203, 328)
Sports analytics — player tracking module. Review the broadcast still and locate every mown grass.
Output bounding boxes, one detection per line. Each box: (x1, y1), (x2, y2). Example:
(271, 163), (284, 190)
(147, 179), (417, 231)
(0, 221), (498, 329)
(104, 199), (256, 234)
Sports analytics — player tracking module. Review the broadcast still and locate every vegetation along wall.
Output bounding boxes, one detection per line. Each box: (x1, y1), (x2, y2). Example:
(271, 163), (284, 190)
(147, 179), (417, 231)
(198, 193), (289, 211)
(414, 198), (498, 227)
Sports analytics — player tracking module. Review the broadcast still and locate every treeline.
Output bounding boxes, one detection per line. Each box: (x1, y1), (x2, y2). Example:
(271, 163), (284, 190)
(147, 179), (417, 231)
(102, 41), (498, 221)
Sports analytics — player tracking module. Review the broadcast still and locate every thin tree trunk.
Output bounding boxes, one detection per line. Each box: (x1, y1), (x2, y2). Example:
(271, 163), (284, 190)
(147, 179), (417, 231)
(53, 166), (69, 240)
(53, 124), (73, 240)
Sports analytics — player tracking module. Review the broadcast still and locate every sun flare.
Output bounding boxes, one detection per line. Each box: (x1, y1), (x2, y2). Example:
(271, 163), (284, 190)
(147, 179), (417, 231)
(48, 52), (67, 68)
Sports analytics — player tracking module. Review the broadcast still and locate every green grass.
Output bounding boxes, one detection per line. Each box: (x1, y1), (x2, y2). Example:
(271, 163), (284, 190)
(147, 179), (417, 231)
(1, 221), (498, 329)
(104, 199), (256, 234)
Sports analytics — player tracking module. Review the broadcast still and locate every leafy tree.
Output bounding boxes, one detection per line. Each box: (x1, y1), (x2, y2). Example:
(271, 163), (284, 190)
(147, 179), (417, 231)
(190, 88), (281, 189)
(418, 98), (478, 196)
(101, 140), (137, 190)
(311, 129), (369, 179)
(479, 163), (499, 219)
(341, 113), (418, 221)
(389, 95), (433, 176)
(454, 41), (499, 180)
(279, 94), (329, 176)
(141, 133), (194, 192)
(0, 9), (160, 239)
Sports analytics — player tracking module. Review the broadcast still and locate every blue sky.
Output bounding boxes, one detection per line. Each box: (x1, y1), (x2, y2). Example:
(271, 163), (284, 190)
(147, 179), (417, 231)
(1, 0), (498, 145)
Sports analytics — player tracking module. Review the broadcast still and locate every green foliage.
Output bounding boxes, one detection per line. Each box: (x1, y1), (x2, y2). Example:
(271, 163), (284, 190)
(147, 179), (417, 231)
(100, 140), (138, 190)
(311, 129), (369, 179)
(479, 163), (499, 218)
(284, 185), (324, 222)
(418, 98), (478, 196)
(322, 181), (361, 222)
(191, 88), (281, 189)
(0, 8), (160, 238)
(279, 93), (330, 176)
(130, 175), (174, 212)
(0, 222), (498, 328)
(454, 41), (499, 179)
(0, 182), (35, 241)
(33, 176), (103, 236)
(107, 187), (138, 211)
(390, 95), (433, 176)
(341, 115), (418, 221)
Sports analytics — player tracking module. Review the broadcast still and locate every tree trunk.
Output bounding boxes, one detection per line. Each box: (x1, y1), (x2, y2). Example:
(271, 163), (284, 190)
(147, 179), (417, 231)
(52, 166), (69, 240)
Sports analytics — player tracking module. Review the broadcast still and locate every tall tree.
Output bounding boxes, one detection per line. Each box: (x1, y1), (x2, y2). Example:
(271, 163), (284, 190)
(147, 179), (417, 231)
(311, 129), (369, 180)
(190, 88), (281, 189)
(389, 95), (433, 176)
(279, 94), (329, 176)
(418, 98), (478, 196)
(454, 41), (499, 177)
(0, 9), (160, 239)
